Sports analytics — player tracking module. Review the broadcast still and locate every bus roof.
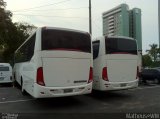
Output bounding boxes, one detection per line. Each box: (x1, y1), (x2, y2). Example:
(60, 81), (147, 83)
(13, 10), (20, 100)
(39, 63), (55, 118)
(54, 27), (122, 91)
(41, 26), (89, 35)
(106, 36), (135, 40)
(0, 63), (11, 66)
(93, 36), (135, 42)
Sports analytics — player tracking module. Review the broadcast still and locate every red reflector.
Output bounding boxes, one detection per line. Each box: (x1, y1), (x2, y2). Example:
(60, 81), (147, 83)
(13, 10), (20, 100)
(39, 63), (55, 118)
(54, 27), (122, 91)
(37, 67), (45, 86)
(102, 67), (108, 81)
(88, 67), (93, 83)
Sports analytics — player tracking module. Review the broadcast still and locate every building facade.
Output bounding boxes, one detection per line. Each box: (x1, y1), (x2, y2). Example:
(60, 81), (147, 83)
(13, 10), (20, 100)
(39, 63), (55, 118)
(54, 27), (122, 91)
(102, 4), (142, 51)
(129, 8), (142, 51)
(103, 4), (129, 37)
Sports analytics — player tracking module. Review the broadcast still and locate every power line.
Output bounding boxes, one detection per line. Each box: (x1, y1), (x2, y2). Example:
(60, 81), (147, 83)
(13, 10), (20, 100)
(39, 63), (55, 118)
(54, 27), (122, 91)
(13, 0), (72, 12)
(12, 7), (88, 12)
(13, 14), (88, 19)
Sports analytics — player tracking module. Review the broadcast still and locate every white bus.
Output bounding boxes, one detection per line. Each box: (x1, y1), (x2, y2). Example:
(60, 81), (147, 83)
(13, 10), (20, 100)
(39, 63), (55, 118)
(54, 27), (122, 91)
(13, 27), (93, 98)
(0, 63), (13, 84)
(92, 36), (139, 91)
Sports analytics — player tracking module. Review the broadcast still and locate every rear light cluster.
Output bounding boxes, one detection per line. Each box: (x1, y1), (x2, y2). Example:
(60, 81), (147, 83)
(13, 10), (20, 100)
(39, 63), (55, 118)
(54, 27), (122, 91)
(136, 66), (139, 79)
(88, 67), (93, 83)
(102, 67), (109, 81)
(37, 67), (45, 86)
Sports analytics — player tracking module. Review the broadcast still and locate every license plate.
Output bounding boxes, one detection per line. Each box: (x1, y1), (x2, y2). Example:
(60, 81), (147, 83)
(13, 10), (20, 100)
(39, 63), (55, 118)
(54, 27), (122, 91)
(64, 89), (73, 93)
(0, 77), (4, 81)
(120, 83), (127, 87)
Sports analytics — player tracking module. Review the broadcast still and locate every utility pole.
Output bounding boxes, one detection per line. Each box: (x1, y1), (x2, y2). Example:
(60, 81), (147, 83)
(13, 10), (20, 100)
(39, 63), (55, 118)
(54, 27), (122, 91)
(89, 0), (92, 34)
(159, 0), (160, 48)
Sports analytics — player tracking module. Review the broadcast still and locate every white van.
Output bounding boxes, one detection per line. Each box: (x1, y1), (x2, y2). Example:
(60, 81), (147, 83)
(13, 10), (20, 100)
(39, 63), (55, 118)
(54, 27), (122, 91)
(92, 36), (139, 91)
(0, 63), (13, 84)
(13, 27), (93, 98)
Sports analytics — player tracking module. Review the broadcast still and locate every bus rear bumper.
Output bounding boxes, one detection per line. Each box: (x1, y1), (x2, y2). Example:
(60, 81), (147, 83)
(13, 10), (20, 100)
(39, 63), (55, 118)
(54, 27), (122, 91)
(99, 80), (138, 91)
(33, 83), (92, 98)
(0, 78), (13, 84)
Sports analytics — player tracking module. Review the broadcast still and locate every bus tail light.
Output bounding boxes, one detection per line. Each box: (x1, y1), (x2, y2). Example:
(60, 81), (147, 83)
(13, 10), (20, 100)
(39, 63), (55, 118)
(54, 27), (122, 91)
(88, 67), (93, 83)
(136, 66), (139, 79)
(102, 67), (108, 81)
(37, 67), (45, 86)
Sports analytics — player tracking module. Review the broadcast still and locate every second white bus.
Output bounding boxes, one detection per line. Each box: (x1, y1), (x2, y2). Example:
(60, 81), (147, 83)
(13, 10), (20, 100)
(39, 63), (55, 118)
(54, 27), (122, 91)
(0, 63), (13, 84)
(13, 27), (93, 98)
(92, 36), (139, 91)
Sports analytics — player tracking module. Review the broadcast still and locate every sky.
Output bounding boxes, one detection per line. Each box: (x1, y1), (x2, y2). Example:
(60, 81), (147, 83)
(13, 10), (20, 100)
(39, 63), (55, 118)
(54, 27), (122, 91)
(4, 0), (159, 53)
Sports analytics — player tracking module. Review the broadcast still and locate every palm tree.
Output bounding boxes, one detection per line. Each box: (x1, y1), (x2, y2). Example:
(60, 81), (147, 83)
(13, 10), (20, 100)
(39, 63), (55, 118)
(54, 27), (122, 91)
(147, 44), (158, 62)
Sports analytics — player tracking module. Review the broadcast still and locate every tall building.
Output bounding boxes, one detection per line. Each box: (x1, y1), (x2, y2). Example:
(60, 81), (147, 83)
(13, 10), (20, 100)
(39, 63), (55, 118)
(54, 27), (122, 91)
(102, 4), (129, 37)
(129, 8), (142, 51)
(102, 4), (142, 51)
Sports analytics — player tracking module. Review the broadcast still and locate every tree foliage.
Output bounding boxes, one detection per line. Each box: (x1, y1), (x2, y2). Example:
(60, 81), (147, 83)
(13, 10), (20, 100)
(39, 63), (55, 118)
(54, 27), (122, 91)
(143, 43), (160, 68)
(0, 0), (13, 42)
(142, 54), (152, 67)
(0, 0), (36, 63)
(2, 22), (36, 64)
(147, 44), (159, 62)
(0, 0), (6, 7)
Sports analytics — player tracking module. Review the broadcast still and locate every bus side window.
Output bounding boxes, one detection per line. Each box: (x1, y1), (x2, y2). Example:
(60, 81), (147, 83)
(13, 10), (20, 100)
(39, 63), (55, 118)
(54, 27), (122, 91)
(15, 33), (36, 63)
(27, 33), (36, 61)
(93, 41), (100, 59)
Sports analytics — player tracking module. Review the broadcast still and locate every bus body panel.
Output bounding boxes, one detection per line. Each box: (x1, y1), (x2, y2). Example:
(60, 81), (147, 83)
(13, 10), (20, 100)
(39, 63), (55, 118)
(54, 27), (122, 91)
(106, 55), (138, 83)
(13, 27), (93, 98)
(98, 80), (138, 91)
(33, 83), (92, 98)
(93, 36), (139, 91)
(93, 57), (103, 90)
(41, 51), (91, 87)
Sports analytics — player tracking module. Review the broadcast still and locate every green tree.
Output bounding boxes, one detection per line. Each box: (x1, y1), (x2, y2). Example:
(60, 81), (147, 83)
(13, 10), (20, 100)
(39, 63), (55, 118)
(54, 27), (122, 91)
(0, 0), (37, 63)
(142, 54), (152, 67)
(2, 22), (36, 63)
(147, 44), (159, 62)
(0, 0), (13, 62)
(0, 0), (6, 7)
(14, 22), (37, 38)
(0, 0), (13, 45)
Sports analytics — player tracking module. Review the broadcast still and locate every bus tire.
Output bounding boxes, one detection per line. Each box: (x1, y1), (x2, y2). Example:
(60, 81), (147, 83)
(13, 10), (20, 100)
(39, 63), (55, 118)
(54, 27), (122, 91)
(13, 80), (21, 89)
(21, 78), (27, 95)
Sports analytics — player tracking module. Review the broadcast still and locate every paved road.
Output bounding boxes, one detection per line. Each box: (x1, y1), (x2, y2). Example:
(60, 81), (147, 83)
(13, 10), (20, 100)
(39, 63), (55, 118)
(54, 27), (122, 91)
(0, 83), (160, 118)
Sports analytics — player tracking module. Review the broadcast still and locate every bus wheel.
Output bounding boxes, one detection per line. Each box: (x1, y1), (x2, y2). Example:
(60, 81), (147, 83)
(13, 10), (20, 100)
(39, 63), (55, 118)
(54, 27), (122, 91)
(157, 79), (160, 85)
(21, 78), (27, 95)
(13, 80), (18, 87)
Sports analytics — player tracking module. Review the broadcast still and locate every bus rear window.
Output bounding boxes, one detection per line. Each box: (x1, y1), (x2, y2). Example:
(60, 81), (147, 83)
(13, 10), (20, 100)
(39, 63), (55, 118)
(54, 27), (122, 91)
(0, 67), (9, 71)
(42, 29), (91, 53)
(105, 37), (137, 55)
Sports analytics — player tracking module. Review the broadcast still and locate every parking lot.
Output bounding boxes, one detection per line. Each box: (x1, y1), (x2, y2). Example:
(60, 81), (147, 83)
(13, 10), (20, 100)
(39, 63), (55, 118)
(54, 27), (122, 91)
(0, 82), (160, 119)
